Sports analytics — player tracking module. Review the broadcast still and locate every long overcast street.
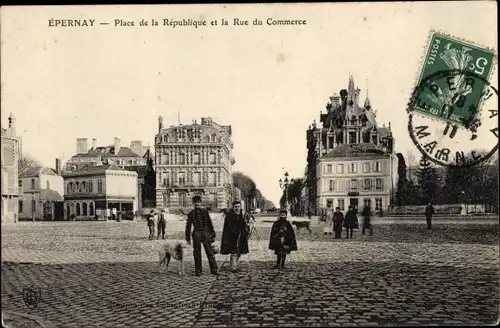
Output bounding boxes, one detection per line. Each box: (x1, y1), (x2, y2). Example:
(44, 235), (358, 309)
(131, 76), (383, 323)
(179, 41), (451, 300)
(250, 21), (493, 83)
(2, 216), (498, 327)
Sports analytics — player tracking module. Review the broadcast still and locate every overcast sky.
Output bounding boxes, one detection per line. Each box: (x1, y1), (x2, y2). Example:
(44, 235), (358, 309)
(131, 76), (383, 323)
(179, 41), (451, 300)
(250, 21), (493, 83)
(1, 2), (497, 205)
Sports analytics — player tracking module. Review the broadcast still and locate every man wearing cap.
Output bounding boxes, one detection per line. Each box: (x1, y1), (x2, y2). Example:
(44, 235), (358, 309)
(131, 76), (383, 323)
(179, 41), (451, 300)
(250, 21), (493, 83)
(333, 206), (344, 239)
(185, 195), (218, 276)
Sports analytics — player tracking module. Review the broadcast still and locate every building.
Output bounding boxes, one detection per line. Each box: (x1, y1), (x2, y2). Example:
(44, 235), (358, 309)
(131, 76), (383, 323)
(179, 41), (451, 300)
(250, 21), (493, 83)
(154, 116), (236, 211)
(62, 164), (138, 220)
(1, 113), (21, 223)
(19, 159), (64, 220)
(306, 74), (397, 213)
(124, 151), (156, 210)
(65, 137), (150, 171)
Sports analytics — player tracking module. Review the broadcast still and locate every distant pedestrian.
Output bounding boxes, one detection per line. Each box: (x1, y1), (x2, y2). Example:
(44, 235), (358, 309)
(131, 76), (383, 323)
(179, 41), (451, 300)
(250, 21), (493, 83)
(323, 201), (334, 235)
(147, 210), (156, 240)
(361, 205), (373, 236)
(343, 205), (359, 238)
(425, 202), (435, 230)
(333, 207), (344, 239)
(157, 209), (167, 239)
(269, 210), (297, 270)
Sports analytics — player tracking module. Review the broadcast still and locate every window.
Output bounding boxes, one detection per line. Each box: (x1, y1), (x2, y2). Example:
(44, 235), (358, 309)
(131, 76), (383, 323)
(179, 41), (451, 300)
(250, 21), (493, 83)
(372, 135), (378, 145)
(179, 192), (187, 207)
(348, 163), (357, 173)
(374, 162), (381, 172)
(194, 153), (201, 165)
(326, 164), (332, 174)
(209, 153), (216, 165)
(194, 172), (201, 185)
(162, 154), (169, 165)
(209, 172), (217, 186)
(19, 200), (23, 213)
(178, 153), (185, 165)
(363, 163), (370, 173)
(178, 173), (186, 186)
(363, 178), (371, 190)
(82, 182), (86, 192)
(338, 199), (345, 211)
(97, 180), (103, 193)
(349, 132), (357, 144)
(163, 135), (168, 143)
(328, 180), (334, 191)
(163, 193), (171, 207)
(163, 177), (170, 187)
(376, 178), (383, 190)
(336, 164), (344, 174)
(32, 199), (36, 212)
(83, 203), (88, 216)
(375, 198), (383, 211)
(88, 181), (93, 192)
(76, 203), (81, 216)
(364, 198), (371, 209)
(31, 179), (35, 189)
(67, 182), (73, 194)
(89, 203), (94, 216)
(18, 180), (22, 188)
(350, 179), (358, 190)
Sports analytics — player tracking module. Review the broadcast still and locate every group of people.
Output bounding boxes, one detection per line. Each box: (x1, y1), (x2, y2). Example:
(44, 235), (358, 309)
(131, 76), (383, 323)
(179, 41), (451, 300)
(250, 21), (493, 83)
(322, 201), (373, 239)
(183, 195), (297, 276)
(146, 209), (168, 240)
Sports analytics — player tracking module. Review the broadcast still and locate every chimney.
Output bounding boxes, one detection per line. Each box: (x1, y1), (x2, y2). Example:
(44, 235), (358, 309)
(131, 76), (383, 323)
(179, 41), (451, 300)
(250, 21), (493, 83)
(92, 138), (97, 150)
(114, 138), (121, 155)
(158, 116), (164, 133)
(55, 158), (61, 175)
(130, 140), (143, 156)
(76, 138), (88, 154)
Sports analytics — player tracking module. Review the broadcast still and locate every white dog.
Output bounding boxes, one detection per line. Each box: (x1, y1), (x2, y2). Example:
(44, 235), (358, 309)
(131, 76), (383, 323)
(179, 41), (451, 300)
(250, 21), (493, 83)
(156, 241), (189, 275)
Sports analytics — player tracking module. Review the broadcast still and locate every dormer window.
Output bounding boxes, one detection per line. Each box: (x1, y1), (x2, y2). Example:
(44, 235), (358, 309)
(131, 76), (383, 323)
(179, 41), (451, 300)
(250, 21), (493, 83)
(163, 135), (168, 143)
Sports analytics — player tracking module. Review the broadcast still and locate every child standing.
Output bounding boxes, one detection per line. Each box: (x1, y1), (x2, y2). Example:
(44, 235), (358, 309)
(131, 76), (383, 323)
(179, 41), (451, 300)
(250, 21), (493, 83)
(269, 210), (298, 270)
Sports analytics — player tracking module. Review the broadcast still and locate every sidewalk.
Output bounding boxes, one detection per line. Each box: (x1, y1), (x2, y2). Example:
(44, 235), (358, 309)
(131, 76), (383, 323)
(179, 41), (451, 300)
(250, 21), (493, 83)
(2, 311), (58, 328)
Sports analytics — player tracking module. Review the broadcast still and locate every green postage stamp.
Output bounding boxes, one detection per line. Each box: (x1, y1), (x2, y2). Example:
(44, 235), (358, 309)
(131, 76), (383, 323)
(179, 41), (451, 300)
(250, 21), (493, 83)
(410, 32), (495, 128)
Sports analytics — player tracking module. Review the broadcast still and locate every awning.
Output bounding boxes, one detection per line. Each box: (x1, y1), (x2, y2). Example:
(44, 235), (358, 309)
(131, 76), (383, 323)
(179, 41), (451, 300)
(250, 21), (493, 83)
(40, 188), (64, 202)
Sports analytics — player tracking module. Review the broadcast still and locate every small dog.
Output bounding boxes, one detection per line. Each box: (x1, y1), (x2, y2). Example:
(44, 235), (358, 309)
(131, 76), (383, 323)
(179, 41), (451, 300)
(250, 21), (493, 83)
(292, 220), (312, 234)
(156, 242), (188, 275)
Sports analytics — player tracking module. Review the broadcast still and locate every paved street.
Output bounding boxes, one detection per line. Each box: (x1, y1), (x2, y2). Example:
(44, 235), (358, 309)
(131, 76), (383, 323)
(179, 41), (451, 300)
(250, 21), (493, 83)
(2, 217), (499, 327)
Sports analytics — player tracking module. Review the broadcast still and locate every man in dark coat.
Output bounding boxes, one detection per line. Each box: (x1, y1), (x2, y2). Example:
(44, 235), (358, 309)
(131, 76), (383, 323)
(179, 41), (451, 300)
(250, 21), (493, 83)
(185, 195), (218, 276)
(425, 202), (434, 230)
(147, 210), (156, 240)
(220, 201), (249, 273)
(269, 210), (298, 270)
(343, 205), (359, 239)
(361, 205), (373, 236)
(333, 207), (344, 239)
(157, 209), (167, 240)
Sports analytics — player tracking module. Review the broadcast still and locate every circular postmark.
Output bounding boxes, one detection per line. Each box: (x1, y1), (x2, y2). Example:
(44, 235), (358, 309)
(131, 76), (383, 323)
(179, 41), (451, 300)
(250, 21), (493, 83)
(407, 69), (498, 167)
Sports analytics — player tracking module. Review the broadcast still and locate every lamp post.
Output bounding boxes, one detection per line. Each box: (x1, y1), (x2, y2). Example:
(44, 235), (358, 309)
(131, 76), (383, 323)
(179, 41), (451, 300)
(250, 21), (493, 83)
(279, 172), (294, 217)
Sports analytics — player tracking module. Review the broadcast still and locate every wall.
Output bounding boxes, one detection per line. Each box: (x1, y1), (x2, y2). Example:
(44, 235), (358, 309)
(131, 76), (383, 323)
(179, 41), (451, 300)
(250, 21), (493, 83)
(105, 172), (137, 197)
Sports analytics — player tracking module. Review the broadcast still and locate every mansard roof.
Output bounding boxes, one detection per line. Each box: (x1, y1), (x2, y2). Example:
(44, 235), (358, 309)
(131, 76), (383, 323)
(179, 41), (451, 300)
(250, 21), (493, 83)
(62, 164), (137, 177)
(72, 146), (141, 158)
(323, 143), (390, 159)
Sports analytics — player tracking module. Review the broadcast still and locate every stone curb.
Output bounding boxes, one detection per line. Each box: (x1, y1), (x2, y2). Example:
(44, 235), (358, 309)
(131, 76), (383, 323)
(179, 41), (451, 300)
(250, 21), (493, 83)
(2, 310), (59, 328)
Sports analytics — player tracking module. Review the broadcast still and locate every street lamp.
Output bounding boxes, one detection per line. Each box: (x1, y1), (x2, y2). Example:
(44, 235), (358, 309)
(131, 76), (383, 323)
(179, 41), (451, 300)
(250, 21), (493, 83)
(279, 172), (294, 217)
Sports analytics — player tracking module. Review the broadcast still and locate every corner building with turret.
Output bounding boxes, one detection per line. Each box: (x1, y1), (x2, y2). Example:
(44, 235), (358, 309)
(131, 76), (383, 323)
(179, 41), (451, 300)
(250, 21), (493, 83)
(154, 116), (236, 211)
(306, 75), (398, 214)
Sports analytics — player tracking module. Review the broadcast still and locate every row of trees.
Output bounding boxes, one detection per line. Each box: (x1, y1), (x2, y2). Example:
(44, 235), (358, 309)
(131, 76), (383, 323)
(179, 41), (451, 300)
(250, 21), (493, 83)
(279, 178), (305, 216)
(395, 151), (499, 209)
(231, 171), (275, 212)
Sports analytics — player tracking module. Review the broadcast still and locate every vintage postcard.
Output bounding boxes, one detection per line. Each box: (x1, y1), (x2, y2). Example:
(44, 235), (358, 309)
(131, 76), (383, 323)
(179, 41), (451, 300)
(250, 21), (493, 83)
(1, 3), (498, 327)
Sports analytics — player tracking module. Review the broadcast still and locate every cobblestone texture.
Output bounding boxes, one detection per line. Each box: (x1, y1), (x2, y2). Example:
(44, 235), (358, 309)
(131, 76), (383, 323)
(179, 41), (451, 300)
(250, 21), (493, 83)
(1, 218), (499, 327)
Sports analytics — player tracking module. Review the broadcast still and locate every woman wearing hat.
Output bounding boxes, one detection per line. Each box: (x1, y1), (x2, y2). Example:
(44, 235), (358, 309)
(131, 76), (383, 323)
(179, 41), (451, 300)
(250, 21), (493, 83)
(322, 200), (334, 235)
(269, 210), (298, 270)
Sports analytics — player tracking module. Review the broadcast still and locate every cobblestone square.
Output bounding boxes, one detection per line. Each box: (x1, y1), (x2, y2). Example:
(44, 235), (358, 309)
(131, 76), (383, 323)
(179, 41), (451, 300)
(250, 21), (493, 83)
(2, 217), (499, 327)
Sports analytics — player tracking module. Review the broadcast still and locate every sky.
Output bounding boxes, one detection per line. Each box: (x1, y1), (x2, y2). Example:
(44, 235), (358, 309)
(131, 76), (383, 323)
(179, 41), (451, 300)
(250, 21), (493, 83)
(1, 2), (498, 206)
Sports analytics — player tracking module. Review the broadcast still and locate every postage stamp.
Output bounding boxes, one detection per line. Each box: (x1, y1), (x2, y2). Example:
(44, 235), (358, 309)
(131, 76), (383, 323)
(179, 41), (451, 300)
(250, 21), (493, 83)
(409, 31), (495, 128)
(408, 31), (498, 168)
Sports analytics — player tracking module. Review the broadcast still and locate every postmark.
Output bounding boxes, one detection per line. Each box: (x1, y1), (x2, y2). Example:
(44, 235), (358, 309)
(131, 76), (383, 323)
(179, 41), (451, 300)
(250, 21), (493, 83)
(408, 32), (498, 168)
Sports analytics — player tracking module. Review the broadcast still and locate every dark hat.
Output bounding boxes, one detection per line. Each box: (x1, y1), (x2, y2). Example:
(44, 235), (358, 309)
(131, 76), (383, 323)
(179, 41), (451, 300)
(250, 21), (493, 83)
(336, 206), (341, 210)
(232, 200), (241, 206)
(192, 195), (202, 203)
(279, 209), (288, 215)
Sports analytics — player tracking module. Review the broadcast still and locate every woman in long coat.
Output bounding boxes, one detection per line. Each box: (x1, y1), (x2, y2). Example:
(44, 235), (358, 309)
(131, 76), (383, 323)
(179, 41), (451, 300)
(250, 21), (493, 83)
(220, 201), (249, 272)
(343, 205), (359, 239)
(269, 210), (298, 270)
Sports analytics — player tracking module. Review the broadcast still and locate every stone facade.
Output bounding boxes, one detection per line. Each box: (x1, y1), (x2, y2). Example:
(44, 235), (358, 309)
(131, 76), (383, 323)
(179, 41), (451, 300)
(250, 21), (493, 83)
(66, 137), (150, 171)
(306, 75), (397, 214)
(1, 113), (21, 224)
(154, 116), (235, 211)
(62, 164), (138, 220)
(19, 160), (64, 220)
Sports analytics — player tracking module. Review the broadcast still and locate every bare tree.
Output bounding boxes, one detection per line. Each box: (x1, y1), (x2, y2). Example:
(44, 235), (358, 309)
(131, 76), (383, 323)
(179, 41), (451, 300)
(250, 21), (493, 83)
(18, 153), (41, 175)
